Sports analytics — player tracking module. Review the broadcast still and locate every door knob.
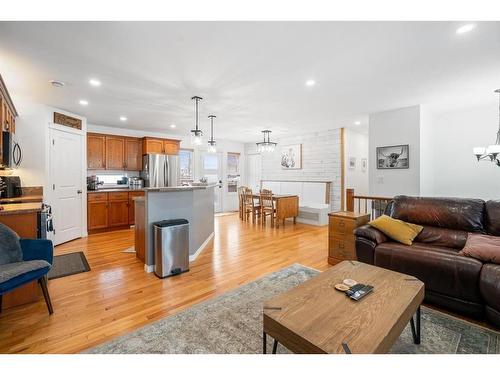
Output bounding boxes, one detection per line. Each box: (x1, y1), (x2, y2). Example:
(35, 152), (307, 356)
(77, 190), (82, 194)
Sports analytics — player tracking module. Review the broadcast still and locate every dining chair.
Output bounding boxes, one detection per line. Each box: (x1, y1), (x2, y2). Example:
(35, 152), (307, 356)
(260, 189), (276, 227)
(242, 187), (261, 223)
(237, 186), (247, 220)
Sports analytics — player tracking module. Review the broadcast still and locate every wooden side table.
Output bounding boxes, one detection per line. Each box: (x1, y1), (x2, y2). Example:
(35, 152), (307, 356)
(328, 211), (370, 264)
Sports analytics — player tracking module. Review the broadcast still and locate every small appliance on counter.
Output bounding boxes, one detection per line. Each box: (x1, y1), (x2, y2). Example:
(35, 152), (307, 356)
(87, 175), (103, 191)
(129, 176), (144, 189)
(0, 176), (22, 198)
(117, 176), (129, 185)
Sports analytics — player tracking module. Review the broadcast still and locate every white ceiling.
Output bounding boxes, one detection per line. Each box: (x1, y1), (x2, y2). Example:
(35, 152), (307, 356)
(0, 21), (499, 142)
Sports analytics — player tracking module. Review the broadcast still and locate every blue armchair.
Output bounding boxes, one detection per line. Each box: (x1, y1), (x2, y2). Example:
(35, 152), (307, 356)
(0, 224), (54, 314)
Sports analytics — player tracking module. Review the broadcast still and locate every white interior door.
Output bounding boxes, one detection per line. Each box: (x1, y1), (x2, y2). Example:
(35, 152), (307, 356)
(201, 152), (223, 213)
(50, 127), (83, 245)
(247, 153), (262, 192)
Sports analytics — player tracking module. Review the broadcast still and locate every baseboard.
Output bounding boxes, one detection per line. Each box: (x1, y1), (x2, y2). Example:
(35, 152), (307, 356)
(189, 232), (215, 262)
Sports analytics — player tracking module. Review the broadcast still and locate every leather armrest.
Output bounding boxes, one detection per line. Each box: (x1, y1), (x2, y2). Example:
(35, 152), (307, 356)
(20, 239), (54, 265)
(354, 225), (388, 245)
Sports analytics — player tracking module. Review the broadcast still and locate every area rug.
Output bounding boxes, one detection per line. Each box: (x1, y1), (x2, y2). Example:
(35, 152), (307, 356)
(48, 252), (90, 280)
(86, 264), (500, 354)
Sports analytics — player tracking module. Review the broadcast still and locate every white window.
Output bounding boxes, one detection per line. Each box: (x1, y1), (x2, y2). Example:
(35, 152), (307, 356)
(227, 152), (240, 193)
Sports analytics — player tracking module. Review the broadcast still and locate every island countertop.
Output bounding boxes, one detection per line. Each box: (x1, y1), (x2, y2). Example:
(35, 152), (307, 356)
(88, 184), (216, 194)
(0, 202), (43, 216)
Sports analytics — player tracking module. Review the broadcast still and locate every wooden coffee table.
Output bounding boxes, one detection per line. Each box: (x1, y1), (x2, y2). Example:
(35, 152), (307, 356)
(263, 261), (424, 354)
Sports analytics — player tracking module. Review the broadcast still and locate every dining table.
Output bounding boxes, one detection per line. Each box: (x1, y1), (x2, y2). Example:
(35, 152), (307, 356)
(251, 193), (299, 228)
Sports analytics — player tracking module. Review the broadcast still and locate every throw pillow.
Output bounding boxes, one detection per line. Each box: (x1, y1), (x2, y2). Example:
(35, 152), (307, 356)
(460, 233), (500, 264)
(0, 223), (22, 265)
(368, 215), (423, 246)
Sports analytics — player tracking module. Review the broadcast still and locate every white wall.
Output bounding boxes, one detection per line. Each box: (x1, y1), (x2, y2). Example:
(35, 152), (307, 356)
(245, 129), (342, 211)
(369, 105), (421, 197)
(344, 128), (369, 197)
(88, 124), (245, 212)
(422, 103), (500, 200)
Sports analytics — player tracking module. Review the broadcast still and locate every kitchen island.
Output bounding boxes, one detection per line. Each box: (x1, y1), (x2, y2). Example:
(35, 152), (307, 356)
(134, 185), (215, 272)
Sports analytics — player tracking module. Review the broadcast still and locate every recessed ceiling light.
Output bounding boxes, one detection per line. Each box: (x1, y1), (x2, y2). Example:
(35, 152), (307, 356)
(89, 78), (101, 87)
(79, 99), (89, 106)
(120, 116), (127, 122)
(50, 80), (65, 88)
(354, 121), (361, 126)
(305, 79), (316, 86)
(170, 124), (176, 128)
(456, 24), (475, 34)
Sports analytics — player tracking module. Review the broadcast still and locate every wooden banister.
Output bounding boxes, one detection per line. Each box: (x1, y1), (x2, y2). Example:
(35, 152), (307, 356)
(346, 188), (393, 219)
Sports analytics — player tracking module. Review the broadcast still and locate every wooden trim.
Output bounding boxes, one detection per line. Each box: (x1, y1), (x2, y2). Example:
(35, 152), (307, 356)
(227, 152), (241, 156)
(340, 127), (345, 211)
(346, 188), (354, 212)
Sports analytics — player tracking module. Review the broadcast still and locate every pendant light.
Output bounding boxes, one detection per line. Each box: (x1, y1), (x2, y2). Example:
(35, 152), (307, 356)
(190, 96), (203, 146)
(473, 89), (500, 166)
(207, 115), (217, 153)
(256, 130), (277, 153)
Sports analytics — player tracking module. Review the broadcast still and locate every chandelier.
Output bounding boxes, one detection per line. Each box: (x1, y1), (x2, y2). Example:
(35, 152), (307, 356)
(190, 96), (203, 146)
(256, 130), (277, 153)
(207, 115), (217, 153)
(473, 89), (500, 166)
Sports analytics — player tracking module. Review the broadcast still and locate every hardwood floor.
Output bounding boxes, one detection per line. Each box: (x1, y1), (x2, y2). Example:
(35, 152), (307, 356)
(0, 214), (331, 353)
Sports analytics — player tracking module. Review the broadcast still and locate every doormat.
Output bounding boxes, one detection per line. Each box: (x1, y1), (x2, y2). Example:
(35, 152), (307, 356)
(48, 251), (91, 280)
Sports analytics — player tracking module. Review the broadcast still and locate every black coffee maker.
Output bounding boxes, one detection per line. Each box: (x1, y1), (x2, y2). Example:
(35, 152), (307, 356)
(0, 176), (22, 198)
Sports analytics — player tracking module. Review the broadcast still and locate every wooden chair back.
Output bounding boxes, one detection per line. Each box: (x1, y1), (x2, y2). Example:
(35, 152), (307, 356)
(243, 187), (255, 206)
(260, 189), (274, 209)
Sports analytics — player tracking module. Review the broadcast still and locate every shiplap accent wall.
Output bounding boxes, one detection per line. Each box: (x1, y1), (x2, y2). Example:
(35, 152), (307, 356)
(245, 129), (342, 211)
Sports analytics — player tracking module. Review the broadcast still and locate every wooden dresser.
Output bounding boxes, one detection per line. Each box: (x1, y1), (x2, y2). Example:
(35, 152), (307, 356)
(328, 211), (370, 264)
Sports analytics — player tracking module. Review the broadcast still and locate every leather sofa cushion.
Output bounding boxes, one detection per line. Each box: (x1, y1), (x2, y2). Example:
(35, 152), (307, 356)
(480, 264), (500, 311)
(415, 225), (468, 249)
(391, 196), (485, 233)
(460, 233), (500, 264)
(485, 200), (500, 236)
(374, 242), (483, 303)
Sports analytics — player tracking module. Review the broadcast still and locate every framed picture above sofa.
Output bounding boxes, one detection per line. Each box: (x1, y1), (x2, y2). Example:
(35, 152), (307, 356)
(376, 144), (409, 169)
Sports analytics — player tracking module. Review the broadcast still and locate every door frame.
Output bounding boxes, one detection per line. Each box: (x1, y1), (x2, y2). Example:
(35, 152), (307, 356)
(246, 152), (262, 192)
(47, 122), (87, 241)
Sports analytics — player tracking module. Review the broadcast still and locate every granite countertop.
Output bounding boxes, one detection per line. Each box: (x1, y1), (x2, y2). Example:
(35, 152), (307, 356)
(0, 195), (44, 203)
(87, 188), (146, 193)
(0, 202), (43, 215)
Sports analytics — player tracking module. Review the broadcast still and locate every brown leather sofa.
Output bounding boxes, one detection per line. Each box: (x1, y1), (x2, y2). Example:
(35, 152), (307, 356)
(354, 196), (500, 328)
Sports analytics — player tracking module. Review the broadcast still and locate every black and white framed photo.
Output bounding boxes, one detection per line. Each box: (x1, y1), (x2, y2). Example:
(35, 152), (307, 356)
(281, 144), (302, 169)
(376, 144), (409, 169)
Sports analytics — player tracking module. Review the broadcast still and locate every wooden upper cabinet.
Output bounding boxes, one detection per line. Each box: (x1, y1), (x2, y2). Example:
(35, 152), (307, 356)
(105, 136), (125, 170)
(142, 137), (164, 154)
(87, 133), (106, 169)
(163, 139), (180, 155)
(124, 137), (142, 171)
(0, 74), (18, 134)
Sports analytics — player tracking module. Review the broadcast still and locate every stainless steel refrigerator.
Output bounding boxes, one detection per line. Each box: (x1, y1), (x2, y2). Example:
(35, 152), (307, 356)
(141, 154), (180, 188)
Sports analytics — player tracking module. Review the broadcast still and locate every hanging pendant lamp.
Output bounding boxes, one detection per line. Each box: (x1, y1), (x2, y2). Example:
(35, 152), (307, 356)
(190, 96), (203, 146)
(473, 89), (500, 166)
(207, 115), (217, 153)
(256, 130), (277, 153)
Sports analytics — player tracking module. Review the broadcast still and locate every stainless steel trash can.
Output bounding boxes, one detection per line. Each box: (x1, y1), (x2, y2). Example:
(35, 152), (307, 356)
(153, 219), (189, 278)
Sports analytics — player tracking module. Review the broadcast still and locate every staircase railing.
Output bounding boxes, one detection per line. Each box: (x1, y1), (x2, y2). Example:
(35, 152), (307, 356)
(346, 188), (392, 219)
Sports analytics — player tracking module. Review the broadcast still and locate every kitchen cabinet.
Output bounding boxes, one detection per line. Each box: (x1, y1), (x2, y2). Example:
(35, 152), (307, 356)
(105, 136), (125, 170)
(87, 193), (109, 231)
(0, 74), (17, 134)
(87, 133), (143, 171)
(143, 137), (164, 154)
(163, 139), (180, 155)
(87, 190), (145, 234)
(124, 137), (142, 171)
(87, 133), (106, 169)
